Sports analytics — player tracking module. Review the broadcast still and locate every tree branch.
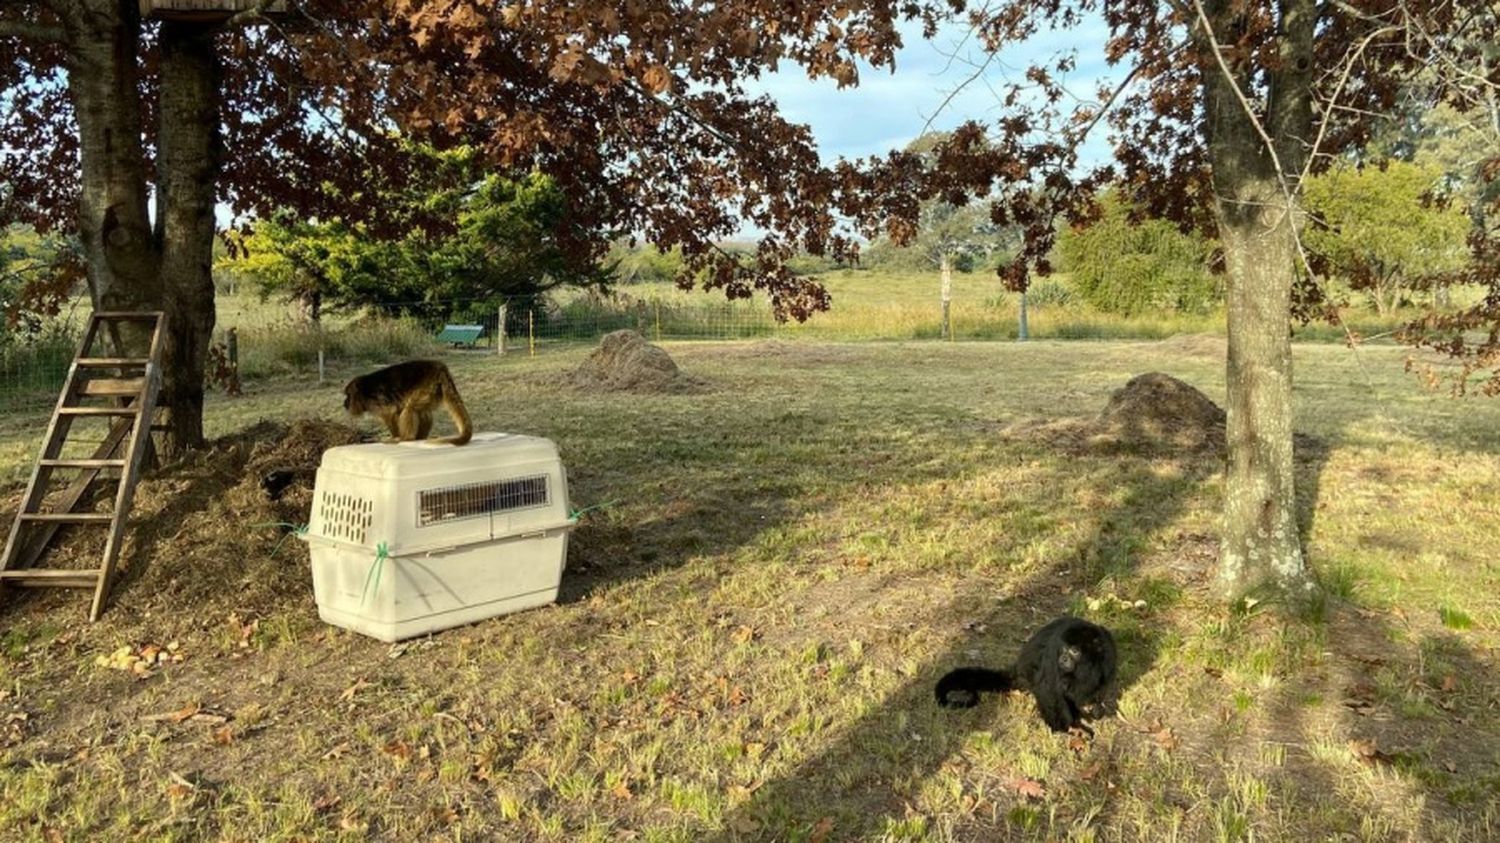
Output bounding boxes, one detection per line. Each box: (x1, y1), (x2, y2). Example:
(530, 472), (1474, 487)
(0, 19), (66, 44)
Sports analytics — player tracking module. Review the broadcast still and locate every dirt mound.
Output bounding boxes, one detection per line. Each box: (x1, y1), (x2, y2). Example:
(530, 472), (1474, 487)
(571, 330), (706, 393)
(1000, 372), (1225, 455)
(0, 419), (368, 632)
(236, 418), (366, 517)
(1096, 372), (1226, 451)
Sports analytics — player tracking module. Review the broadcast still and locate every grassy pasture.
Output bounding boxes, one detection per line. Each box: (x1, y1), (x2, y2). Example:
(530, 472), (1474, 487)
(0, 339), (1496, 841)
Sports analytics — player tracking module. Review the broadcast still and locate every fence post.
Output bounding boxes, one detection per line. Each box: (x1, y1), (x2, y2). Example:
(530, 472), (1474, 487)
(940, 255), (953, 341)
(497, 304), (507, 356)
(654, 300), (662, 342)
(316, 320), (326, 384)
(528, 309), (535, 357)
(1018, 291), (1029, 342)
(226, 327), (238, 370)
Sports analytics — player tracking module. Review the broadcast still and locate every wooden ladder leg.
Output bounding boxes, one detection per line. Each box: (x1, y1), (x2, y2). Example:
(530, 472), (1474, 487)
(90, 316), (163, 621)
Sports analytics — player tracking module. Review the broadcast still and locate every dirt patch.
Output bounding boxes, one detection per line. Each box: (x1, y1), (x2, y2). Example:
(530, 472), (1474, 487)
(690, 339), (859, 366)
(1001, 372), (1226, 455)
(571, 330), (707, 393)
(1152, 333), (1227, 360)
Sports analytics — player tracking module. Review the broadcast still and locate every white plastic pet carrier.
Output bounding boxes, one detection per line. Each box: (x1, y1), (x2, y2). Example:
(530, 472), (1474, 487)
(300, 432), (574, 642)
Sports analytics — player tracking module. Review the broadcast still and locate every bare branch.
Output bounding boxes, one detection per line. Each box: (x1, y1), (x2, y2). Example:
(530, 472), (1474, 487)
(1302, 22), (1400, 183)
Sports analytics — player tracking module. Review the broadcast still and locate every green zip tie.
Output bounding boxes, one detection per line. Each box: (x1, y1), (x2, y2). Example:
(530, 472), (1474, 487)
(253, 521), (309, 558)
(569, 499), (620, 522)
(360, 541), (390, 606)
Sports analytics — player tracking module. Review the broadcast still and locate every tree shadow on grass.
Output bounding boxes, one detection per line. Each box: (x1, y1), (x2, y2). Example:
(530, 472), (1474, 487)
(700, 445), (1230, 842)
(1250, 612), (1500, 839)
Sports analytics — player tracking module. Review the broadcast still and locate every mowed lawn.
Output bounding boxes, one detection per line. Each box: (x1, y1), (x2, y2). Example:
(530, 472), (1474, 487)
(0, 339), (1497, 841)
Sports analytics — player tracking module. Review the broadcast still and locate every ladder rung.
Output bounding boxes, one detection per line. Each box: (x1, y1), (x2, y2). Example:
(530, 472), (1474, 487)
(78, 378), (145, 397)
(39, 459), (127, 469)
(17, 513), (114, 524)
(58, 407), (139, 416)
(92, 311), (162, 320)
(0, 569), (102, 588)
(77, 358), (150, 367)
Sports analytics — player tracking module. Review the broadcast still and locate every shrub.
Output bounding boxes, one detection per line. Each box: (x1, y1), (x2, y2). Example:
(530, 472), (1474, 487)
(1023, 276), (1075, 308)
(1055, 195), (1220, 315)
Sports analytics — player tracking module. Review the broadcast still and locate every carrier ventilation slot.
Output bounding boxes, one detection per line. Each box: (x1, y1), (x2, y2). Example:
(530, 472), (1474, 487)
(319, 491), (374, 545)
(418, 476), (550, 527)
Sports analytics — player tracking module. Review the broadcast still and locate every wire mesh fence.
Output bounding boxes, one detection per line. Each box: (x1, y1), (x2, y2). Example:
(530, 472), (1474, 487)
(0, 294), (791, 417)
(0, 286), (1248, 418)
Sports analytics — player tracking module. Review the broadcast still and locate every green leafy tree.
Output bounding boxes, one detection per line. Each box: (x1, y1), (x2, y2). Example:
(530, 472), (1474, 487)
(1055, 195), (1219, 316)
(1302, 162), (1471, 315)
(223, 155), (606, 323)
(0, 225), (81, 339)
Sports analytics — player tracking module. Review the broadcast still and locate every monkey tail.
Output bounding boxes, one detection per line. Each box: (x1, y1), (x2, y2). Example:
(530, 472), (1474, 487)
(433, 365), (473, 445)
(935, 667), (1016, 709)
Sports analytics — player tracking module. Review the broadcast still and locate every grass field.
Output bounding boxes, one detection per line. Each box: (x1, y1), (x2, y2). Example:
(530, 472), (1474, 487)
(0, 268), (1449, 418)
(0, 339), (1496, 841)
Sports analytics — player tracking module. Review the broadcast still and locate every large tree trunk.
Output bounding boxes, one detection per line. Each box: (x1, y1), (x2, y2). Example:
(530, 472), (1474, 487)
(155, 20), (222, 455)
(65, 1), (160, 314)
(1202, 0), (1316, 601)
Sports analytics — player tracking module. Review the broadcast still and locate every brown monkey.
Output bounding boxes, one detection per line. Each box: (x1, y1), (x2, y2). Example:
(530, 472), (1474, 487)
(343, 360), (473, 445)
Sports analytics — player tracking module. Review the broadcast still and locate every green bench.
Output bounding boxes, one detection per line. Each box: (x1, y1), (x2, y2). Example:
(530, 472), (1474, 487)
(436, 324), (485, 348)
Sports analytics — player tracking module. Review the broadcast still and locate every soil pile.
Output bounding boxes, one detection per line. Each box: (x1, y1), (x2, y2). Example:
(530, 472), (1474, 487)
(1095, 372), (1226, 452)
(1000, 372), (1226, 455)
(571, 330), (706, 393)
(0, 420), (367, 629)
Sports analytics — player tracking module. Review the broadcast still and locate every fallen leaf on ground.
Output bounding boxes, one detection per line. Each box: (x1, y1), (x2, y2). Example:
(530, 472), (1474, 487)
(212, 725), (234, 746)
(810, 816), (835, 843)
(312, 793), (341, 813)
(339, 678), (371, 702)
(1008, 777), (1046, 800)
(142, 703), (200, 724)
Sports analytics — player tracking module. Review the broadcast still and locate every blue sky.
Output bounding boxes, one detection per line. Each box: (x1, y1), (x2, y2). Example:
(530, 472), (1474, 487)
(744, 15), (1117, 165)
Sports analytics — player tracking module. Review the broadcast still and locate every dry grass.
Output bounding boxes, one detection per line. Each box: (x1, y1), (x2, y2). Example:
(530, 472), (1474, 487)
(0, 339), (1496, 841)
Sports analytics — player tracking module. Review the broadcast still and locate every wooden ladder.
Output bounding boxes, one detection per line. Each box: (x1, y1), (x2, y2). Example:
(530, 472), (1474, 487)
(0, 311), (166, 620)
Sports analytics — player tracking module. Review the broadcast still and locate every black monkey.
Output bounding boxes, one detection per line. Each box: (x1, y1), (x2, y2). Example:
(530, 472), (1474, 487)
(935, 616), (1117, 733)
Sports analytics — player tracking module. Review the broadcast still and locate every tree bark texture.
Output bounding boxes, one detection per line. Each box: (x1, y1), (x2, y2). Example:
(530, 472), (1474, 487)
(1201, 0), (1316, 601)
(154, 20), (222, 455)
(64, 1), (160, 312)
